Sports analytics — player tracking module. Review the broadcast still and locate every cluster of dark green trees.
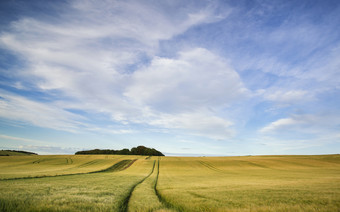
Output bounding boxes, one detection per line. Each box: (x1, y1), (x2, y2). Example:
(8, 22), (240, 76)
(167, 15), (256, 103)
(75, 145), (164, 156)
(0, 150), (37, 155)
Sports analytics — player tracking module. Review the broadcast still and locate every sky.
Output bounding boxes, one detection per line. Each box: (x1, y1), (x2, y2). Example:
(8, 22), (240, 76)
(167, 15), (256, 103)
(0, 0), (339, 155)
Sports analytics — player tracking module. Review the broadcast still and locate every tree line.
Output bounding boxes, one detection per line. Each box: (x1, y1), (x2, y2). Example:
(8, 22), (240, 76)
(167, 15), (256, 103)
(0, 150), (38, 156)
(75, 145), (164, 156)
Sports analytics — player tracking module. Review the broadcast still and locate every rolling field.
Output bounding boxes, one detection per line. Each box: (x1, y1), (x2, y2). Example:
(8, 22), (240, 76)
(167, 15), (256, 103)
(0, 154), (144, 179)
(0, 155), (339, 211)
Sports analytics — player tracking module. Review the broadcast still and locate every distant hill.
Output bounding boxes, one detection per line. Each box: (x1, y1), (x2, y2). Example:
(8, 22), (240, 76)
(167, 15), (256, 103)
(0, 150), (38, 156)
(75, 145), (164, 156)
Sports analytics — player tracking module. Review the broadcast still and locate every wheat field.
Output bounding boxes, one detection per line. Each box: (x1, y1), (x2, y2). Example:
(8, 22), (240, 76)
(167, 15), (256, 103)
(0, 154), (339, 211)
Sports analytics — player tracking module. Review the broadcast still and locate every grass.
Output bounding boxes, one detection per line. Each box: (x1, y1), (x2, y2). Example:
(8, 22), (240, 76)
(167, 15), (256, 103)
(0, 154), (339, 211)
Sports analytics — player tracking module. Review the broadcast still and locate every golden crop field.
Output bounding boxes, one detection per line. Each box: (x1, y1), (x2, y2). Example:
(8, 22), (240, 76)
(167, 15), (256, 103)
(0, 154), (339, 211)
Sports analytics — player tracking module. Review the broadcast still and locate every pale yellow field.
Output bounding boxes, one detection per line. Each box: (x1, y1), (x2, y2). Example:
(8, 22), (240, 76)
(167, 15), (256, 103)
(157, 155), (340, 211)
(0, 154), (144, 179)
(0, 154), (339, 211)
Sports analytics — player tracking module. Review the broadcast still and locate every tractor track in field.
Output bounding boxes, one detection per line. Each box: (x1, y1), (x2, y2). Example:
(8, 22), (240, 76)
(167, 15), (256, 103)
(236, 160), (271, 169)
(198, 160), (225, 174)
(121, 158), (178, 212)
(77, 159), (101, 168)
(119, 160), (156, 212)
(0, 159), (137, 181)
(154, 158), (181, 211)
(65, 157), (73, 164)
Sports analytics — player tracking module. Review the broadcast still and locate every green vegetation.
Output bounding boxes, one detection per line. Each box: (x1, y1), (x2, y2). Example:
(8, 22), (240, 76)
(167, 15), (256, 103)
(0, 154), (339, 211)
(0, 150), (37, 156)
(75, 145), (164, 156)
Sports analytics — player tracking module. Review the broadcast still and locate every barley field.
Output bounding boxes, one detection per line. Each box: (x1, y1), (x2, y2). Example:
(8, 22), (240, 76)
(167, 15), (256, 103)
(0, 154), (339, 211)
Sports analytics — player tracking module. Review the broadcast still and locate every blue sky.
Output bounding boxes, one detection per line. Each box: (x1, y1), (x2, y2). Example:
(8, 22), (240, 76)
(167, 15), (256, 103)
(0, 0), (339, 155)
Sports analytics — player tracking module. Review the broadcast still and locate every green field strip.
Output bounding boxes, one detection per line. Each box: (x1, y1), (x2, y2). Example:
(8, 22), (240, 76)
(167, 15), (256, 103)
(0, 159), (137, 181)
(118, 160), (156, 212)
(93, 159), (137, 173)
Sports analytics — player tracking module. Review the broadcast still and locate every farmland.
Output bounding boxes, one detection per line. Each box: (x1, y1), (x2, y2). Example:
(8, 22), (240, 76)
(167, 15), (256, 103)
(0, 155), (340, 211)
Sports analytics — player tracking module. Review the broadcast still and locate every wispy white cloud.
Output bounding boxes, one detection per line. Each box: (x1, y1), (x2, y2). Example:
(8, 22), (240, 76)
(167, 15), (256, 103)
(260, 117), (305, 134)
(70, 0), (223, 46)
(148, 112), (234, 140)
(0, 134), (45, 144)
(0, 90), (138, 135)
(260, 113), (340, 135)
(0, 91), (85, 132)
(228, 2), (340, 94)
(262, 89), (315, 105)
